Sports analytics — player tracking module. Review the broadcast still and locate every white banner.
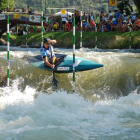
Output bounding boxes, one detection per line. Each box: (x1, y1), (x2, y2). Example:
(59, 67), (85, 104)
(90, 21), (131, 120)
(29, 15), (41, 23)
(0, 14), (5, 20)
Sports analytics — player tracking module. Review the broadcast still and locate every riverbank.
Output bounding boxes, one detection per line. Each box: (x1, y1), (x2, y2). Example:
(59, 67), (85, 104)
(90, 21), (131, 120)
(1, 31), (140, 49)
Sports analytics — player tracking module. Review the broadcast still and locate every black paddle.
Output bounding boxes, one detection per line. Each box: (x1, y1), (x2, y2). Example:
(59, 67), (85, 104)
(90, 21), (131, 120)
(50, 46), (59, 88)
(52, 70), (59, 88)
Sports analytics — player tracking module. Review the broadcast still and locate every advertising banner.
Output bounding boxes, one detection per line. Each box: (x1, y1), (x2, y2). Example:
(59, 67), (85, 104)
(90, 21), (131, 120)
(0, 14), (5, 20)
(110, 0), (117, 6)
(29, 15), (41, 23)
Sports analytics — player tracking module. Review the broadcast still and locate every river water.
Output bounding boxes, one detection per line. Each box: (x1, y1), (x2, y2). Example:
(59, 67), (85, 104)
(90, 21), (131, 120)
(0, 45), (140, 140)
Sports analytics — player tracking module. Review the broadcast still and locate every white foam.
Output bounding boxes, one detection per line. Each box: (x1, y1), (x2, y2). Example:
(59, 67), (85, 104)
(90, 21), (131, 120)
(0, 85), (140, 139)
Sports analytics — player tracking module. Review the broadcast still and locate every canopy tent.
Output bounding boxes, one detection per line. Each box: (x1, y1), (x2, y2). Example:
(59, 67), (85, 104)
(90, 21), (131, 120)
(53, 11), (73, 16)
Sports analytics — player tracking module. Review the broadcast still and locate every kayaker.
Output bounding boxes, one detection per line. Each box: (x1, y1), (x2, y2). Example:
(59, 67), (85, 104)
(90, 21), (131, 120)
(40, 37), (57, 69)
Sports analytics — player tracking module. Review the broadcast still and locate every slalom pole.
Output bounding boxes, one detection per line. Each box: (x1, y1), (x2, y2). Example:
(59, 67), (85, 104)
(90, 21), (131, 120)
(26, 6), (28, 47)
(80, 6), (82, 48)
(7, 10), (10, 86)
(26, 26), (27, 46)
(73, 17), (75, 92)
(41, 0), (43, 47)
(52, 25), (54, 38)
(129, 27), (131, 50)
(95, 14), (97, 51)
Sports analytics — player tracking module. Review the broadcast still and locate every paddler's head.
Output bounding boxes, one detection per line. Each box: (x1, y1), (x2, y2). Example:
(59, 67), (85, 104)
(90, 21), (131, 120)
(43, 37), (50, 48)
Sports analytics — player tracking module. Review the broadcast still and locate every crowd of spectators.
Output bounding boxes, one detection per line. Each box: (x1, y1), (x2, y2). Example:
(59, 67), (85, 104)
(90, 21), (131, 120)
(72, 9), (140, 32)
(44, 9), (140, 33)
(98, 9), (140, 32)
(1, 7), (35, 15)
(1, 6), (140, 33)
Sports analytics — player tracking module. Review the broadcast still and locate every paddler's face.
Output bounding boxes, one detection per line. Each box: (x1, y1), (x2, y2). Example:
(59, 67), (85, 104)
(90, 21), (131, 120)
(43, 42), (50, 48)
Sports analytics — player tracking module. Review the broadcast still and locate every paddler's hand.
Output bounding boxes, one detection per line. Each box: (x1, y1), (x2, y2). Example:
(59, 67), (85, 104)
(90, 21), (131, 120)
(51, 64), (55, 69)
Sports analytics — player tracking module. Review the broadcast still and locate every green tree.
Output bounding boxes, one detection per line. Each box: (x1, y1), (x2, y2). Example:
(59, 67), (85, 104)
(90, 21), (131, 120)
(133, 0), (140, 15)
(0, 0), (14, 13)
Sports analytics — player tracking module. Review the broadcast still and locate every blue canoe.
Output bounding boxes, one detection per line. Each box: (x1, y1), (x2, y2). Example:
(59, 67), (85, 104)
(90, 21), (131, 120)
(31, 54), (103, 73)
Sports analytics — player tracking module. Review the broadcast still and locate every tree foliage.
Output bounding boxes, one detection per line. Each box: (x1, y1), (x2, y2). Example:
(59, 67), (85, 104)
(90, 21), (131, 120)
(0, 0), (14, 13)
(133, 0), (140, 16)
(0, 0), (137, 16)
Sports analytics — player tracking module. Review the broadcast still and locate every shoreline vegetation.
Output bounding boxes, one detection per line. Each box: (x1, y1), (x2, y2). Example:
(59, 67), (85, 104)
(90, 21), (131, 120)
(1, 31), (140, 49)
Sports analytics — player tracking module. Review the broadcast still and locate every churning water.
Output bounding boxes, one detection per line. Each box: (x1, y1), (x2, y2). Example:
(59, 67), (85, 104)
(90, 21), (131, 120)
(0, 46), (140, 140)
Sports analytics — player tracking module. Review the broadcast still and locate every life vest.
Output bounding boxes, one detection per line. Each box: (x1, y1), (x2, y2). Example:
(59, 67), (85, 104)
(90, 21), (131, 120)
(41, 44), (55, 62)
(47, 45), (55, 62)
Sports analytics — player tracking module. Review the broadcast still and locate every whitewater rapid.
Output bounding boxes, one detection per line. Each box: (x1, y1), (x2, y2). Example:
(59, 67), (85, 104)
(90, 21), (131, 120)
(0, 45), (140, 140)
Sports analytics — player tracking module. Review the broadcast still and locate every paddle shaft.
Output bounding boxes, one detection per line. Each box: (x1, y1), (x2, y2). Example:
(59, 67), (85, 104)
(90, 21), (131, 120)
(50, 46), (59, 87)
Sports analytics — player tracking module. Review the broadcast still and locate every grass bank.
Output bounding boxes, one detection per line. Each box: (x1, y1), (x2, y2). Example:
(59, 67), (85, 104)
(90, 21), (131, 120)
(2, 31), (140, 49)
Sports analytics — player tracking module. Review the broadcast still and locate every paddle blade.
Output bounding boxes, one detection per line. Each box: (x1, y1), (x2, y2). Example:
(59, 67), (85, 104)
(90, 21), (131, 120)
(52, 77), (59, 89)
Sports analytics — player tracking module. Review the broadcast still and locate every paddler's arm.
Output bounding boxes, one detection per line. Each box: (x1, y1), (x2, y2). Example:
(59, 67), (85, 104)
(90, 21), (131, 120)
(44, 57), (55, 69)
(48, 40), (57, 44)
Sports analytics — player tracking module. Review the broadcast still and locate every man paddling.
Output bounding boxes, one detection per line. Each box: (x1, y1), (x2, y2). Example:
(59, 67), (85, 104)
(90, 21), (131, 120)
(40, 37), (57, 69)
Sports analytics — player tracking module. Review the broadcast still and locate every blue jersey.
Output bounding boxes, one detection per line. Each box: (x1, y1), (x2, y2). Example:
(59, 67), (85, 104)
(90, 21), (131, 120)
(115, 12), (120, 22)
(113, 21), (117, 25)
(40, 44), (55, 62)
(131, 15), (136, 21)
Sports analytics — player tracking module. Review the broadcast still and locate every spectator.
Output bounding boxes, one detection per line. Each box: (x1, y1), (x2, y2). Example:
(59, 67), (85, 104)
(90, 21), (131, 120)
(55, 20), (59, 28)
(46, 23), (52, 32)
(53, 23), (57, 31)
(90, 20), (96, 31)
(116, 16), (123, 32)
(82, 12), (87, 31)
(90, 12), (94, 21)
(65, 21), (71, 32)
(10, 27), (16, 34)
(32, 9), (35, 15)
(111, 18), (117, 31)
(17, 29), (23, 36)
(104, 14), (108, 23)
(133, 15), (140, 31)
(13, 7), (16, 12)
(122, 18), (132, 32)
(68, 15), (72, 27)
(131, 12), (136, 24)
(76, 22), (80, 31)
(121, 20), (127, 33)
(61, 12), (67, 31)
(22, 8), (24, 12)
(47, 18), (51, 24)
(104, 18), (112, 32)
(72, 14), (74, 24)
(54, 21), (59, 31)
(86, 21), (91, 32)
(75, 11), (80, 31)
(6, 7), (10, 12)
(83, 21), (87, 31)
(82, 12), (87, 23)
(74, 10), (78, 25)
(108, 10), (113, 19)
(96, 14), (100, 31)
(88, 15), (91, 24)
(123, 13), (127, 21)
(30, 8), (33, 13)
(28, 8), (32, 14)
(17, 9), (20, 12)
(98, 19), (104, 32)
(100, 10), (105, 22)
(114, 9), (121, 23)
